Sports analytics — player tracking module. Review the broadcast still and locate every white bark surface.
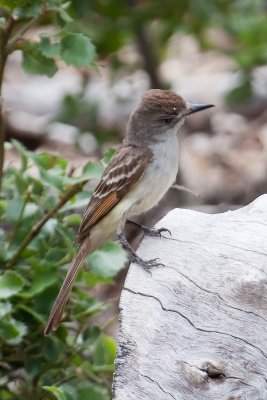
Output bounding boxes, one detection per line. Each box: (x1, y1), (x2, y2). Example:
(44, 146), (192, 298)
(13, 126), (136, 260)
(113, 195), (267, 400)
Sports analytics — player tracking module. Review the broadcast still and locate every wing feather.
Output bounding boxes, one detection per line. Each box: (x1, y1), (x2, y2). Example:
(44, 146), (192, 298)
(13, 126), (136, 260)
(76, 145), (152, 243)
(79, 192), (118, 234)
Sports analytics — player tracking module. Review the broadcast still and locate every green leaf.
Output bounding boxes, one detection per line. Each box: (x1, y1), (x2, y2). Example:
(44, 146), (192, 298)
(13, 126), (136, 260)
(82, 325), (101, 344)
(11, 139), (29, 170)
(0, 301), (12, 318)
(39, 36), (61, 58)
(17, 304), (45, 323)
(5, 197), (24, 222)
(0, 0), (31, 10)
(13, 2), (42, 17)
(61, 190), (92, 212)
(43, 386), (66, 400)
(40, 168), (64, 191)
(63, 213), (81, 226)
(77, 383), (109, 400)
(0, 271), (25, 299)
(42, 338), (63, 362)
(88, 241), (127, 278)
(81, 271), (113, 286)
(30, 152), (54, 168)
(0, 317), (27, 345)
(42, 218), (58, 234)
(82, 161), (104, 180)
(22, 42), (58, 77)
(102, 148), (115, 166)
(24, 266), (57, 297)
(91, 334), (116, 366)
(226, 79), (252, 105)
(60, 384), (78, 400)
(60, 33), (96, 67)
(27, 151), (67, 170)
(57, 3), (73, 23)
(46, 248), (67, 263)
(25, 356), (44, 379)
(23, 202), (39, 219)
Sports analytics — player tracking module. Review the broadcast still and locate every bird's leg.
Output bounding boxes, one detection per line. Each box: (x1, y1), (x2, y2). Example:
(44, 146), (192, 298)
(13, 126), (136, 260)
(126, 220), (172, 238)
(117, 232), (164, 273)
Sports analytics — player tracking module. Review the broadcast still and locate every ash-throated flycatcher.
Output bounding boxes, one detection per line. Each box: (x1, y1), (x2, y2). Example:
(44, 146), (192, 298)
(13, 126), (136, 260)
(44, 89), (214, 335)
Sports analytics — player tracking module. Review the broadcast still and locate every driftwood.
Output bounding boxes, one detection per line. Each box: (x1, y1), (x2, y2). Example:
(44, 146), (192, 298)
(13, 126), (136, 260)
(113, 195), (267, 400)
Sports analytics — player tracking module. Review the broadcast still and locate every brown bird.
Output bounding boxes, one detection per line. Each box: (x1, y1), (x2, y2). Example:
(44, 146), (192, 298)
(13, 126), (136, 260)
(44, 89), (214, 335)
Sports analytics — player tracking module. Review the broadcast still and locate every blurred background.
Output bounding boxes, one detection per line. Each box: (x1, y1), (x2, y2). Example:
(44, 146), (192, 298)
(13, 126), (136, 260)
(5, 0), (267, 211)
(1, 1), (267, 399)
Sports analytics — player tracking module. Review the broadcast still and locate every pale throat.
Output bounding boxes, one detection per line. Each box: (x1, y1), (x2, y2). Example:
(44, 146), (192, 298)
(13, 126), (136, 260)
(174, 117), (185, 133)
(147, 117), (184, 151)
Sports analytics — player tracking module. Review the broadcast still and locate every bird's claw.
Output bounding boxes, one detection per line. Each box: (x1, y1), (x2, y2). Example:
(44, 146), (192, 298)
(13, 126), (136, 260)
(132, 255), (164, 274)
(155, 227), (172, 237)
(143, 226), (172, 238)
(126, 220), (172, 238)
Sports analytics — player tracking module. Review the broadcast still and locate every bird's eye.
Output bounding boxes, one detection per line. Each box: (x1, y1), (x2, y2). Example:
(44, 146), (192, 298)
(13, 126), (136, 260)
(163, 117), (173, 124)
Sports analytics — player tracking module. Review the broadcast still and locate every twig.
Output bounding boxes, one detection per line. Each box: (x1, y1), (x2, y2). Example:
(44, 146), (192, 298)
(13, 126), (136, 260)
(0, 13), (42, 191)
(6, 15), (40, 53)
(126, 0), (164, 89)
(172, 184), (202, 199)
(6, 182), (85, 268)
(0, 15), (15, 191)
(101, 313), (118, 331)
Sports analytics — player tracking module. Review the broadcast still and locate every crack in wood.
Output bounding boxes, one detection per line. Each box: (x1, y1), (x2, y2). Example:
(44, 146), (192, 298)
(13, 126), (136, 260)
(132, 367), (177, 400)
(182, 361), (258, 390)
(213, 241), (267, 258)
(114, 199), (267, 399)
(124, 287), (267, 360)
(169, 235), (267, 259)
(164, 264), (267, 323)
(226, 376), (257, 390)
(183, 361), (225, 380)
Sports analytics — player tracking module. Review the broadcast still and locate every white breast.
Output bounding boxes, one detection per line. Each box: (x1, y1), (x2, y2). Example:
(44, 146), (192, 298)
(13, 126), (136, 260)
(129, 131), (179, 216)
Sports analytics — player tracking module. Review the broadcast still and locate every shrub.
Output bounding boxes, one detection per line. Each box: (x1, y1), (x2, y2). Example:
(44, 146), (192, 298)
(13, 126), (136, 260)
(0, 141), (127, 400)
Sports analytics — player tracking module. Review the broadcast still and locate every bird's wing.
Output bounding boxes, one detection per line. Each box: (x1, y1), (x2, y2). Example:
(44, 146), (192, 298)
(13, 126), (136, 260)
(76, 145), (152, 243)
(44, 145), (152, 335)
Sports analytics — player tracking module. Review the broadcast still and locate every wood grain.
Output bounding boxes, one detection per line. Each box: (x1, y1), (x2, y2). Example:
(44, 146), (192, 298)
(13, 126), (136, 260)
(113, 195), (267, 400)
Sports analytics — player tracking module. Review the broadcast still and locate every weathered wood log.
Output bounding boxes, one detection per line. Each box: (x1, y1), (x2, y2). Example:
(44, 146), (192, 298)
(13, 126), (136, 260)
(113, 195), (267, 400)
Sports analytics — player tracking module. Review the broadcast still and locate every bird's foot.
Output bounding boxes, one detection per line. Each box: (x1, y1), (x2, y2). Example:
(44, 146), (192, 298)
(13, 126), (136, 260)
(117, 232), (164, 274)
(127, 220), (171, 238)
(131, 254), (164, 274)
(143, 226), (171, 238)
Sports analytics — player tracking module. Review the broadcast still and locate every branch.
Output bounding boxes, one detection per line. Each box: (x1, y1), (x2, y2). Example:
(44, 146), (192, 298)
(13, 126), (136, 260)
(6, 182), (86, 268)
(126, 0), (164, 89)
(0, 15), (15, 191)
(6, 15), (40, 54)
(0, 13), (42, 191)
(172, 184), (202, 199)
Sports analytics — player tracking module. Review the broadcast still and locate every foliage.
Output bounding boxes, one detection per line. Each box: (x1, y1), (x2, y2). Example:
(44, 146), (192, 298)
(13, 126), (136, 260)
(0, 0), (265, 169)
(68, 0), (267, 102)
(0, 1), (266, 397)
(0, 3), (127, 399)
(0, 141), (127, 400)
(0, 0), (98, 190)
(1, 1), (96, 77)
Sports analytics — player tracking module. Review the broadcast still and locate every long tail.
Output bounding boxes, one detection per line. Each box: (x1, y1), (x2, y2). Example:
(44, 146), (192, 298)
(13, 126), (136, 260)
(44, 241), (89, 335)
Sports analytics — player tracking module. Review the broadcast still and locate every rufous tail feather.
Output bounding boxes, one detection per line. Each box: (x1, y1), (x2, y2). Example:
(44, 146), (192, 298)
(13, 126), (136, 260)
(44, 241), (89, 335)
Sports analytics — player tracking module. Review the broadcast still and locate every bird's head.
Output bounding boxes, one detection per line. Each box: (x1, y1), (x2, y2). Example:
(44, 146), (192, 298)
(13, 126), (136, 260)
(127, 89), (214, 145)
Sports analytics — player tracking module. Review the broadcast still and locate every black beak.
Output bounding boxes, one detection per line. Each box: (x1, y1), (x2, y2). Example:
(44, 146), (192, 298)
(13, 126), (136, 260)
(186, 102), (215, 116)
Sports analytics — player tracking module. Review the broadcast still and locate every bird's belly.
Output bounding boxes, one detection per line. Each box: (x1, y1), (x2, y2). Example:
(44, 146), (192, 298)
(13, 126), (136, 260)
(130, 143), (179, 216)
(91, 136), (179, 242)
